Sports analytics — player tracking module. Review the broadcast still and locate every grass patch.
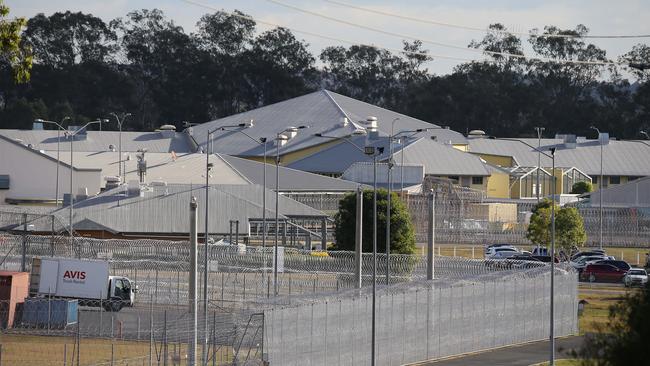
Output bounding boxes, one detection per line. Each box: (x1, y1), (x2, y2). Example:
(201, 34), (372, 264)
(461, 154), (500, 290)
(0, 334), (236, 366)
(578, 284), (639, 334)
(530, 359), (581, 366)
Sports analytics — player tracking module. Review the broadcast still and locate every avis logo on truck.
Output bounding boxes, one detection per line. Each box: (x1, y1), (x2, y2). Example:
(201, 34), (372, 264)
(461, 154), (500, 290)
(62, 270), (86, 283)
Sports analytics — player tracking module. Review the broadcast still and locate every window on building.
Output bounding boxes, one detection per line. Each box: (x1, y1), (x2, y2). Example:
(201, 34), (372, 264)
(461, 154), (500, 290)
(471, 176), (483, 185)
(0, 175), (9, 189)
(609, 176), (620, 185)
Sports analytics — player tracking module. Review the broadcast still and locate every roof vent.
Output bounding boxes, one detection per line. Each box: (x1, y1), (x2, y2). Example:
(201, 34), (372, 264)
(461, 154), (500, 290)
(562, 134), (577, 149)
(366, 116), (379, 140)
(108, 144), (116, 152)
(285, 127), (298, 139)
(127, 180), (142, 197)
(105, 176), (121, 190)
(158, 124), (176, 138)
(467, 130), (486, 139)
(340, 117), (349, 127)
(277, 134), (289, 146)
(244, 119), (254, 128)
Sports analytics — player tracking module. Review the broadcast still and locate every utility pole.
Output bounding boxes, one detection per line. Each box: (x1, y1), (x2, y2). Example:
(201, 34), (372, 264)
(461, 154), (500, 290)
(189, 196), (198, 366)
(534, 127), (545, 203)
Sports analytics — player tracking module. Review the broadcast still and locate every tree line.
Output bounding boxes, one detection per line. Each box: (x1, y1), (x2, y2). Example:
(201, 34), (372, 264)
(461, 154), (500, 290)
(1, 7), (649, 139)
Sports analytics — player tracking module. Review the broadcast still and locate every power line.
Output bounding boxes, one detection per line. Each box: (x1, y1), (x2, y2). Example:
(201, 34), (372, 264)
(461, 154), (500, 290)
(180, 0), (483, 62)
(264, 0), (620, 66)
(325, 0), (650, 40)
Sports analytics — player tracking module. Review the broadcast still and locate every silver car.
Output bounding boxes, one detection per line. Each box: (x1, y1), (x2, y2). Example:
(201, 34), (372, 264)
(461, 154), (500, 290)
(624, 268), (648, 287)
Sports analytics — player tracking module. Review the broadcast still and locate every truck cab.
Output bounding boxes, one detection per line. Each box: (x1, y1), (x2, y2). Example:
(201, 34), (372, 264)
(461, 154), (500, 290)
(106, 276), (136, 311)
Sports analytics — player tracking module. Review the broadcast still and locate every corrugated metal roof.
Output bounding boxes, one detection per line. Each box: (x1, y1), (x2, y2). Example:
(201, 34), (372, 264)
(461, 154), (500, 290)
(288, 135), (489, 176)
(341, 163), (424, 186)
(218, 154), (362, 192)
(44, 151), (250, 186)
(190, 90), (466, 157)
(468, 138), (650, 176)
(392, 138), (490, 176)
(0, 130), (195, 153)
(62, 184), (327, 235)
(586, 176), (650, 207)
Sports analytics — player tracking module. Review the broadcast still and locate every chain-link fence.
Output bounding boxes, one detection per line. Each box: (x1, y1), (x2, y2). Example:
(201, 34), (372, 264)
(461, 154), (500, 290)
(261, 265), (578, 366)
(0, 233), (579, 365)
(287, 192), (650, 247)
(1, 234), (551, 307)
(0, 297), (263, 366)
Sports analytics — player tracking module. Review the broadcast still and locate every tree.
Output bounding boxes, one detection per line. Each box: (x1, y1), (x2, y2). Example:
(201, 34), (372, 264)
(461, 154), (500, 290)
(526, 199), (586, 253)
(23, 11), (117, 68)
(575, 283), (650, 365)
(333, 189), (416, 254)
(0, 0), (31, 82)
(555, 206), (587, 251)
(571, 181), (593, 194)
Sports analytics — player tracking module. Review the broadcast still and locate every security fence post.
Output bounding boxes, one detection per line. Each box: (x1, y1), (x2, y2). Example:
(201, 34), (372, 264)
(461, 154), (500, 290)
(355, 186), (363, 289)
(21, 213), (27, 272)
(427, 191), (435, 280)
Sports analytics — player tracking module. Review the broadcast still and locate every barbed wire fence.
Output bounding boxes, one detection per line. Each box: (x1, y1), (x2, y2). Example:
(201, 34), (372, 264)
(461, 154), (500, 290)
(287, 191), (650, 247)
(0, 296), (263, 366)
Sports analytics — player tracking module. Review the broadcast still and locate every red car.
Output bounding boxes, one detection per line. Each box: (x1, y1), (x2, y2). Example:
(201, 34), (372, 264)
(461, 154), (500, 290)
(580, 264), (627, 283)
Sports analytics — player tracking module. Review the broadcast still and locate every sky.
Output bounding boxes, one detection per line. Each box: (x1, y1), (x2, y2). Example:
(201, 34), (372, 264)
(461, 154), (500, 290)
(7, 0), (650, 75)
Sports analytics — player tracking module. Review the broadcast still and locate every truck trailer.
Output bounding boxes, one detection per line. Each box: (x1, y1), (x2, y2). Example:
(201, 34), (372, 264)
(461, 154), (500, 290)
(29, 257), (136, 311)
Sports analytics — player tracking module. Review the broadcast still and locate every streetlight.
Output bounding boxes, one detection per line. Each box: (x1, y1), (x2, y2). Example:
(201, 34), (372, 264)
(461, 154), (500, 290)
(68, 119), (106, 237)
(385, 118), (400, 285)
(274, 125), (309, 296)
(220, 126), (269, 248)
(314, 130), (385, 365)
(533, 146), (557, 366)
(534, 127), (546, 204)
(394, 127), (447, 190)
(589, 126), (604, 250)
(109, 113), (131, 183)
(35, 117), (71, 207)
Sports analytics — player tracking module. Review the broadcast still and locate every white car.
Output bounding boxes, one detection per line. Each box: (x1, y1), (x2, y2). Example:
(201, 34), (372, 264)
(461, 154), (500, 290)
(484, 244), (516, 256)
(623, 268), (648, 287)
(488, 248), (519, 259)
(570, 255), (607, 270)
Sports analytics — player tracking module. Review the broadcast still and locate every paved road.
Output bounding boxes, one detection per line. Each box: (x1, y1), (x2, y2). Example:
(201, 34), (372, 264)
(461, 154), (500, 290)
(415, 336), (583, 366)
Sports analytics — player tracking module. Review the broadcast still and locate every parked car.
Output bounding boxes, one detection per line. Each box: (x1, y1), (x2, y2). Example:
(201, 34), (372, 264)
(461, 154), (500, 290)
(594, 260), (631, 272)
(580, 264), (627, 283)
(485, 244), (516, 256)
(488, 248), (519, 259)
(623, 268), (648, 287)
(532, 247), (549, 256)
(531, 255), (559, 263)
(570, 255), (608, 271)
(571, 250), (607, 262)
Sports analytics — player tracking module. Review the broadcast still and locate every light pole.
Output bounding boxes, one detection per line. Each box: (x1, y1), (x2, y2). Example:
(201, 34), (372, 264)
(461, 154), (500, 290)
(534, 127), (545, 204)
(385, 118), (400, 285)
(35, 117), (70, 207)
(67, 119), (105, 237)
(549, 147), (556, 366)
(109, 113), (131, 183)
(314, 130), (385, 365)
(590, 126), (604, 250)
(220, 126), (268, 247)
(274, 125), (309, 296)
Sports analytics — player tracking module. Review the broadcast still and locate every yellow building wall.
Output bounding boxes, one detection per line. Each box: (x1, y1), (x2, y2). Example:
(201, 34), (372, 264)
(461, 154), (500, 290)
(239, 139), (344, 165)
(472, 153), (514, 168)
(486, 172), (511, 199)
(510, 180), (521, 199)
(452, 144), (469, 152)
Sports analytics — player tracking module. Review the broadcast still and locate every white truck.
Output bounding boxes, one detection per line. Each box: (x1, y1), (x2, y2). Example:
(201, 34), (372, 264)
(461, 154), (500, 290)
(29, 257), (136, 312)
